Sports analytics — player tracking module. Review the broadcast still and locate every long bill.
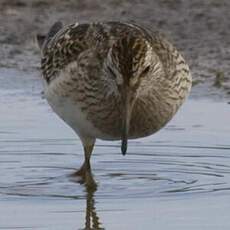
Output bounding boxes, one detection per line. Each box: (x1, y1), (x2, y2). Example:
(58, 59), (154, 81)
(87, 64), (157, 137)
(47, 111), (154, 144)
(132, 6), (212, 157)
(121, 88), (133, 156)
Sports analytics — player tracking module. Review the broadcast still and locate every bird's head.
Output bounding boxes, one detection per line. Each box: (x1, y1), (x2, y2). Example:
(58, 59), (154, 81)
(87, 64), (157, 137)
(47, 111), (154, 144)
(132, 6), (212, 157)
(105, 35), (153, 155)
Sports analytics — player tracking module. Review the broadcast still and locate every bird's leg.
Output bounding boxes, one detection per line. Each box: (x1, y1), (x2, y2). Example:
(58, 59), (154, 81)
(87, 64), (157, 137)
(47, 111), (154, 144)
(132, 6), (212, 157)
(75, 144), (94, 176)
(72, 138), (96, 188)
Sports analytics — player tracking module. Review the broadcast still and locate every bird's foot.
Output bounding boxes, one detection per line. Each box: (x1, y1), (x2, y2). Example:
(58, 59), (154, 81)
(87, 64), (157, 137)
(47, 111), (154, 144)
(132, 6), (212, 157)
(72, 163), (88, 177)
(70, 163), (97, 190)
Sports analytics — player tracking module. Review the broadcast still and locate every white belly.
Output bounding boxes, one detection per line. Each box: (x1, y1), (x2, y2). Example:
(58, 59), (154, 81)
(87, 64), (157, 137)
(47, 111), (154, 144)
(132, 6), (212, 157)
(45, 87), (118, 141)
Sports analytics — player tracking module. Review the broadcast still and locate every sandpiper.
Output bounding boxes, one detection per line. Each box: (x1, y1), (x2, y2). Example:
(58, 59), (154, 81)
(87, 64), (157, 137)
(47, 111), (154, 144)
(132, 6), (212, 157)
(37, 21), (192, 176)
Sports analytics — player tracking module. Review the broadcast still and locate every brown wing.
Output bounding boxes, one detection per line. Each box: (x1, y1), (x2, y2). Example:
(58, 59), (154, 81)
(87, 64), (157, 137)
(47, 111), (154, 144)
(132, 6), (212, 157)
(41, 23), (90, 83)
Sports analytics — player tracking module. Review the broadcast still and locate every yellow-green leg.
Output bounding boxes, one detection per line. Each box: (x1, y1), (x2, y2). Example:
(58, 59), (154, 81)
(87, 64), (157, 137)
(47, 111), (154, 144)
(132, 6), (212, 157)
(75, 144), (94, 175)
(72, 138), (97, 188)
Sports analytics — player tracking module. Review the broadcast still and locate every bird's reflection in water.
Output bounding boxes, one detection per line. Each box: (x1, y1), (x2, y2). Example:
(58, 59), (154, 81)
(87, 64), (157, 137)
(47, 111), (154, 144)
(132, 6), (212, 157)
(71, 168), (105, 230)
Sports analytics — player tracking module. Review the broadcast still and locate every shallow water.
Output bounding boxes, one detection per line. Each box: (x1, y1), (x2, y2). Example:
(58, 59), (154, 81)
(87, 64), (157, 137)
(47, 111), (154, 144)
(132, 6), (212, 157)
(0, 69), (230, 229)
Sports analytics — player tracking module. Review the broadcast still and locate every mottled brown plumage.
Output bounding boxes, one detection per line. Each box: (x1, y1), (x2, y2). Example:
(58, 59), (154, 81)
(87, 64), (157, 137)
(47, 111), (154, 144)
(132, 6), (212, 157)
(37, 21), (192, 179)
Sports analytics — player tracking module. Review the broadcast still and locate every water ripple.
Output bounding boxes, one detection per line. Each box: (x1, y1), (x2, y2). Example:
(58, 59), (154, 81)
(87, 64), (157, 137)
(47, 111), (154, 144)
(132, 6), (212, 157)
(0, 142), (230, 200)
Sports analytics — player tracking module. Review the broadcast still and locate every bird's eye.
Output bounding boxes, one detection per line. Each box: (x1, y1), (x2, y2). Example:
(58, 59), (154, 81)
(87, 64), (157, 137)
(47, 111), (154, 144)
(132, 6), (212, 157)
(141, 66), (150, 76)
(108, 66), (116, 79)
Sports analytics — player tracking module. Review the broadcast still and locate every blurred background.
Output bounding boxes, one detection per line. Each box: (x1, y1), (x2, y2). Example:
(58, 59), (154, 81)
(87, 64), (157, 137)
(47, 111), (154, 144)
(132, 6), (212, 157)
(0, 0), (230, 99)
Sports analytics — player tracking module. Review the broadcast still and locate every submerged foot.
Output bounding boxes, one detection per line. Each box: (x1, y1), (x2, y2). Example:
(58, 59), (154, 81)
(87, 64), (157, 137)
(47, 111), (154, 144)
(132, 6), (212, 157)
(70, 163), (97, 190)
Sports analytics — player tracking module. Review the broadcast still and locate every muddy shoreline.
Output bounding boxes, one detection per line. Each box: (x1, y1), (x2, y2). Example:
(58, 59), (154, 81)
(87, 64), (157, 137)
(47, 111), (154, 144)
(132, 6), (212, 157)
(0, 0), (230, 99)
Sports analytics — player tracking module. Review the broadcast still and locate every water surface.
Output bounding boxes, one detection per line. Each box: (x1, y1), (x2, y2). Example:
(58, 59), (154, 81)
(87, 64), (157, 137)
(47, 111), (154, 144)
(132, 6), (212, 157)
(0, 69), (230, 229)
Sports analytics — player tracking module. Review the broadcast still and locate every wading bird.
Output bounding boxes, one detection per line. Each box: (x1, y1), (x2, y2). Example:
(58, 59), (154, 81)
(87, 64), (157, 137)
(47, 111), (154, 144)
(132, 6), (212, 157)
(37, 21), (192, 180)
